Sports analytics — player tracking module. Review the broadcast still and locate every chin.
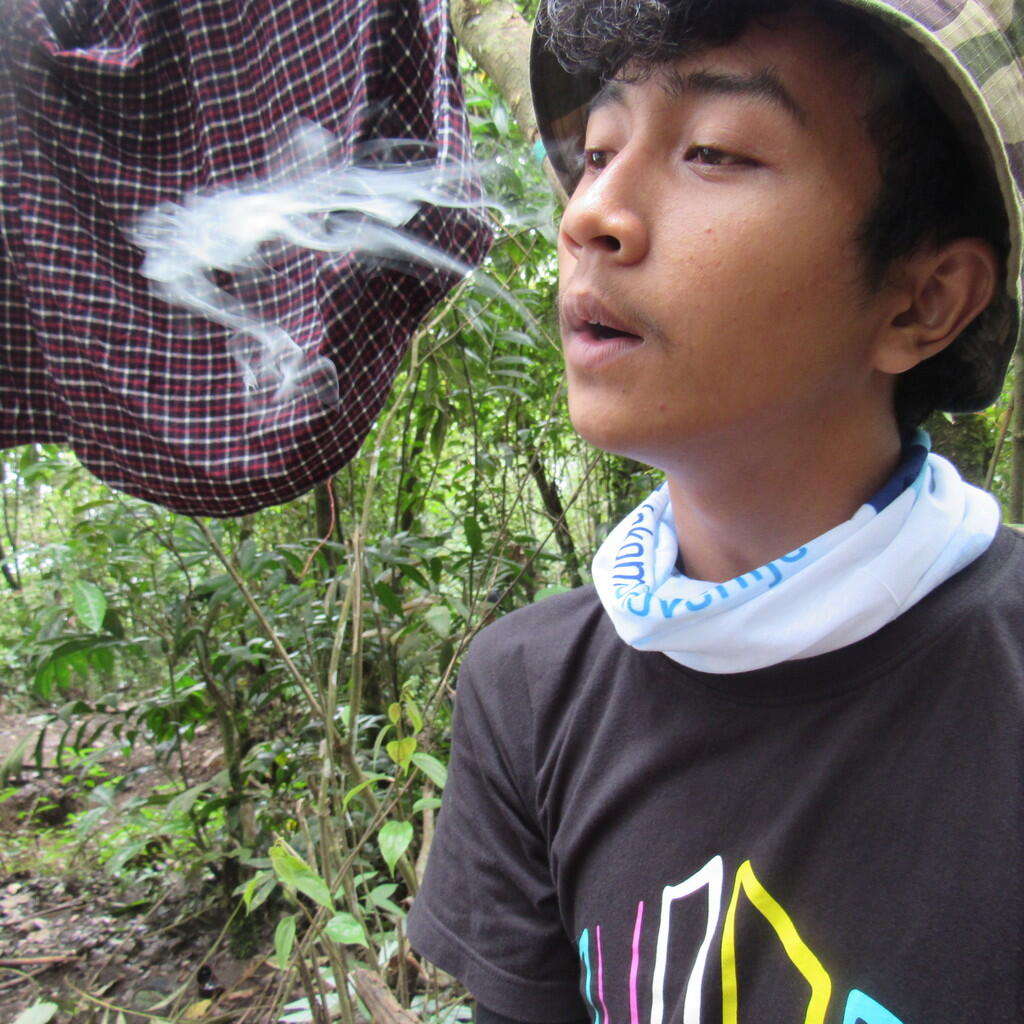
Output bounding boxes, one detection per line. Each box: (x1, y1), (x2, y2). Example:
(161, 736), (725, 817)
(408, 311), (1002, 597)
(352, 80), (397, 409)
(568, 410), (641, 461)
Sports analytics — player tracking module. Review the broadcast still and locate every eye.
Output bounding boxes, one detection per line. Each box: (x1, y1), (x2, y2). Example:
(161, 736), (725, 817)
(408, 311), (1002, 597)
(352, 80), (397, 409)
(583, 149), (611, 172)
(685, 145), (755, 167)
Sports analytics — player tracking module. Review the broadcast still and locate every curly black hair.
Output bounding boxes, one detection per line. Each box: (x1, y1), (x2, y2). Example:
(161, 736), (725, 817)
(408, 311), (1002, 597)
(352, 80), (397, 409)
(537, 0), (1010, 428)
(539, 0), (791, 78)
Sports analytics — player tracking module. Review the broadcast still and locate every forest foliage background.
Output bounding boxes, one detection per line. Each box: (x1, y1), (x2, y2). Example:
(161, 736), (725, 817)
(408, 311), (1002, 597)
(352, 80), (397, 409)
(1, 3), (1020, 1021)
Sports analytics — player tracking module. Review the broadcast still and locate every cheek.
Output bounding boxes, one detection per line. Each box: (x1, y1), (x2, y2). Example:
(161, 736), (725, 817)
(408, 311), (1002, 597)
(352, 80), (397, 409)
(557, 240), (572, 276)
(557, 236), (576, 293)
(729, 212), (861, 321)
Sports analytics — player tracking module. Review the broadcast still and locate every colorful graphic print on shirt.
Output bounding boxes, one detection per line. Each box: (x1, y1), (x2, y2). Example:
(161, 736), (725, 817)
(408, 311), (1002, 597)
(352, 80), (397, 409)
(576, 856), (903, 1024)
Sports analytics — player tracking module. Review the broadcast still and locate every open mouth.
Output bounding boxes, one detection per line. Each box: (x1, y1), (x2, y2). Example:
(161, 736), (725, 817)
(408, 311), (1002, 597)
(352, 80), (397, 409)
(562, 298), (645, 371)
(560, 292), (646, 356)
(587, 321), (641, 341)
(585, 317), (638, 342)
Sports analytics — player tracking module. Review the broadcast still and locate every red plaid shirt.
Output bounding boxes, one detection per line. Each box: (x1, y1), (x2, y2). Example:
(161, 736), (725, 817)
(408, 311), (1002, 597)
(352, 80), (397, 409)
(1, 0), (490, 515)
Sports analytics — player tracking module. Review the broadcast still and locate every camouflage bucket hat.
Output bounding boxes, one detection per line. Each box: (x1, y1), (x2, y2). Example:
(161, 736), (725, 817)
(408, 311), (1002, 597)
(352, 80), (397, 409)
(530, 0), (1024, 412)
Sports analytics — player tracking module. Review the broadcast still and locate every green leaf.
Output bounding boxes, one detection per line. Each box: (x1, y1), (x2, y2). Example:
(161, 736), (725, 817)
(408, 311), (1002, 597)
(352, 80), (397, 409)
(492, 101), (509, 136)
(429, 409), (449, 458)
(90, 645), (115, 675)
(386, 736), (417, 772)
(32, 661), (54, 700)
(398, 563), (430, 590)
(274, 914), (296, 968)
(405, 699), (423, 734)
(497, 329), (537, 348)
(270, 842), (335, 911)
(324, 911), (368, 947)
(67, 649), (90, 678)
(54, 657), (70, 691)
(374, 582), (405, 617)
(413, 796), (443, 814)
(464, 516), (483, 555)
(387, 702), (402, 727)
(237, 538), (257, 575)
(269, 841), (309, 884)
(241, 870), (276, 914)
(378, 819), (413, 876)
(289, 869), (335, 913)
(12, 1001), (59, 1024)
(368, 883), (405, 917)
(423, 605), (451, 640)
(411, 752), (448, 789)
(341, 772), (390, 812)
(71, 580), (107, 633)
(167, 781), (211, 817)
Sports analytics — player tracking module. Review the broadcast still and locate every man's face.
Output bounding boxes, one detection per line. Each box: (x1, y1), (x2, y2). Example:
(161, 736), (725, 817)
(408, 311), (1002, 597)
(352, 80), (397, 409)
(557, 11), (902, 473)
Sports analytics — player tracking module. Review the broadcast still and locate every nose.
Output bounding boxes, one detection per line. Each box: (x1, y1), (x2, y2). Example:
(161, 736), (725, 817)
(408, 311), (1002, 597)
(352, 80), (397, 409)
(560, 153), (650, 265)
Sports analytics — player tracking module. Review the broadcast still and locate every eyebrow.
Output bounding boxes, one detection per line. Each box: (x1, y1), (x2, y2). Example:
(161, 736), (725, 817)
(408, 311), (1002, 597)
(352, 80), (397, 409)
(589, 67), (806, 125)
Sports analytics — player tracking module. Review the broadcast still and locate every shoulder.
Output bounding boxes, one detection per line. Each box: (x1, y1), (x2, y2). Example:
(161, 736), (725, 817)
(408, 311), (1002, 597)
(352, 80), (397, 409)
(468, 584), (608, 663)
(997, 523), (1024, 550)
(963, 524), (1024, 602)
(913, 524), (1024, 679)
(970, 524), (1024, 628)
(456, 584), (630, 721)
(1002, 523), (1024, 553)
(926, 524), (1024, 609)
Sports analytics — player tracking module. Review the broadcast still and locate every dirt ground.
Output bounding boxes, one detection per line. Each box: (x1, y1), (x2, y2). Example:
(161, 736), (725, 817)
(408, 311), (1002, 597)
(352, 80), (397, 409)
(0, 710), (274, 1023)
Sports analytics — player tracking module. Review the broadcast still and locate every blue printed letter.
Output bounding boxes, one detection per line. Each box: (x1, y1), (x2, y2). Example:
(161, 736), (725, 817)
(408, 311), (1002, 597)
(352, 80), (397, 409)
(842, 990), (903, 1024)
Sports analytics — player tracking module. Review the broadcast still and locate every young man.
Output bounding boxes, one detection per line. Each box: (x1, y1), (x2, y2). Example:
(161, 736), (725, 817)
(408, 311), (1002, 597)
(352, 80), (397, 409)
(409, 1), (1024, 1020)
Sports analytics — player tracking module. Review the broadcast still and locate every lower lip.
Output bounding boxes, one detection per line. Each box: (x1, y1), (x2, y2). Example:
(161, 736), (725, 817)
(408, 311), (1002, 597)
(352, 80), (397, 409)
(563, 329), (644, 372)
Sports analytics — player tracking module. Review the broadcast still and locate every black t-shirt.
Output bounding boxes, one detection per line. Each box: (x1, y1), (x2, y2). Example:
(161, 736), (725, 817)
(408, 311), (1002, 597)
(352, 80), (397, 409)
(408, 527), (1024, 1023)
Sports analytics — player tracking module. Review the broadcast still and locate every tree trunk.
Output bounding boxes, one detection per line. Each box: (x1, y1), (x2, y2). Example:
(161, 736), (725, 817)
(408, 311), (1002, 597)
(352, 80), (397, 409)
(526, 449), (583, 587)
(449, 0), (536, 140)
(314, 479), (344, 573)
(448, 0), (567, 203)
(0, 539), (19, 591)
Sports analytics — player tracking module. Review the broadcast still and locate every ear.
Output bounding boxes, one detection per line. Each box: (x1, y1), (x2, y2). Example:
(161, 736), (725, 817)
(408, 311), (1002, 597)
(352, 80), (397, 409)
(873, 238), (999, 375)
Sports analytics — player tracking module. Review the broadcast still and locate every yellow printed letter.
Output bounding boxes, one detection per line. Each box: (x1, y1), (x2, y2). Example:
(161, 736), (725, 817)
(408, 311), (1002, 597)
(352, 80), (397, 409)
(721, 860), (831, 1024)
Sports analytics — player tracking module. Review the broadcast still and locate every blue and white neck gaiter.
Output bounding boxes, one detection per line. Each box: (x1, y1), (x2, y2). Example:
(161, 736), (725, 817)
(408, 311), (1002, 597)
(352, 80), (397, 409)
(591, 436), (1000, 673)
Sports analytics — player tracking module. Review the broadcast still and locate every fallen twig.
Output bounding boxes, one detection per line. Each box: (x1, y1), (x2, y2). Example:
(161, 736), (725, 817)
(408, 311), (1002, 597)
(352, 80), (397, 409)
(351, 968), (422, 1024)
(0, 955), (81, 967)
(36, 896), (91, 918)
(0, 964), (52, 992)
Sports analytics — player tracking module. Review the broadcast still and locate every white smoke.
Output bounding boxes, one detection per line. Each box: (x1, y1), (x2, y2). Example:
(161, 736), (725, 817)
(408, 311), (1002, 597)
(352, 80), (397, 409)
(130, 122), (491, 411)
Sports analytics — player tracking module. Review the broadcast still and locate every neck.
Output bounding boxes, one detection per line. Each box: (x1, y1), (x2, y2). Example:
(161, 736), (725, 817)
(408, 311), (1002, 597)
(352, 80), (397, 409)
(666, 418), (903, 583)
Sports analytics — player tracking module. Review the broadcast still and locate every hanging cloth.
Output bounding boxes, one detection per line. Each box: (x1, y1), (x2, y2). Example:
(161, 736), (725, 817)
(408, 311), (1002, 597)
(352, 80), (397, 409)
(0, 0), (490, 515)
